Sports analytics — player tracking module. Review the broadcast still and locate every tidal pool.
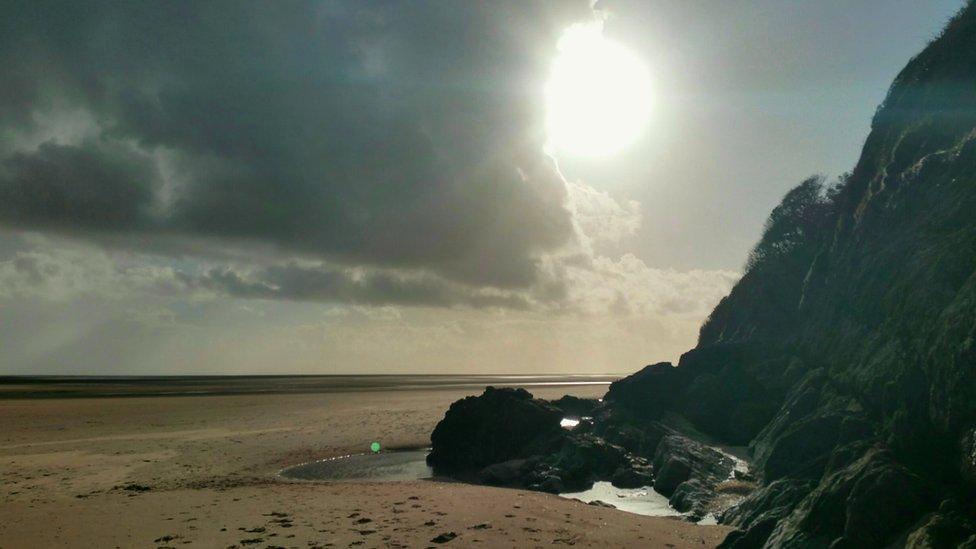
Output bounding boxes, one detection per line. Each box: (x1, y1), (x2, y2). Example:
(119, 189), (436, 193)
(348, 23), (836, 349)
(559, 481), (683, 517)
(281, 450), (688, 520)
(280, 449), (432, 481)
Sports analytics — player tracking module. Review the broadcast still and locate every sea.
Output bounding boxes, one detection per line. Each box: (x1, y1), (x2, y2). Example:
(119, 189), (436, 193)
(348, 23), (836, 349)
(0, 374), (619, 399)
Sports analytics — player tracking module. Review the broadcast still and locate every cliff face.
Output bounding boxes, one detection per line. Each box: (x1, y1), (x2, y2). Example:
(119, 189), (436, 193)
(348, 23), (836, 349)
(429, 6), (976, 546)
(681, 4), (976, 546)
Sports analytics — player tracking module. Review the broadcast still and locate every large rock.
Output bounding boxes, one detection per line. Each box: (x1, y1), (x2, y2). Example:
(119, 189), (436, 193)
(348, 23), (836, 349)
(548, 433), (632, 491)
(675, 345), (804, 445)
(550, 395), (600, 418)
(477, 457), (541, 487)
(610, 462), (654, 489)
(652, 435), (733, 494)
(718, 478), (815, 548)
(427, 387), (564, 473)
(594, 416), (673, 459)
(763, 448), (935, 548)
(649, 434), (735, 516)
(603, 362), (686, 420)
(904, 505), (976, 549)
(720, 478), (815, 530)
(653, 454), (692, 497)
(961, 428), (976, 484)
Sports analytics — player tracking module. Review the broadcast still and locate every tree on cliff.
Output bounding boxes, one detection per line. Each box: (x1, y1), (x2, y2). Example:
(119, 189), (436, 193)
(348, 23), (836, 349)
(699, 174), (842, 345)
(744, 175), (839, 273)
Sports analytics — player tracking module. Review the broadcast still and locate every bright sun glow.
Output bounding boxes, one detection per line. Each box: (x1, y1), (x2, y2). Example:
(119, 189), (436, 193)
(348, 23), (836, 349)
(546, 22), (653, 158)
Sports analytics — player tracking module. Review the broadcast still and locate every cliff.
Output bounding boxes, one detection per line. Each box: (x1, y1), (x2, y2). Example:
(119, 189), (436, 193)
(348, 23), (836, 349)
(688, 4), (976, 545)
(429, 5), (976, 547)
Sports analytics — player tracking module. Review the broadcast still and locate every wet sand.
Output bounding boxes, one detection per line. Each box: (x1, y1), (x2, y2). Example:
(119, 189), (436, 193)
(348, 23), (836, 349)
(0, 383), (731, 548)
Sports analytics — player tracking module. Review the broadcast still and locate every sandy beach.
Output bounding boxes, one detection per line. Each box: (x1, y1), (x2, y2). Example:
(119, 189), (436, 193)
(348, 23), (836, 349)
(0, 382), (731, 548)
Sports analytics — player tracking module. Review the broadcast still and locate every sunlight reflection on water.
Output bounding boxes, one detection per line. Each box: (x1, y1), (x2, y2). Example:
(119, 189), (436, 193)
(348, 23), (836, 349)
(559, 481), (683, 517)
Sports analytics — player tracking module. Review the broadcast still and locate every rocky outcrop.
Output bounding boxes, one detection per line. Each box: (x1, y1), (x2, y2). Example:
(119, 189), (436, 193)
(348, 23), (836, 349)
(604, 362), (687, 420)
(429, 387), (663, 495)
(903, 502), (976, 549)
(426, 386), (564, 473)
(652, 435), (734, 513)
(718, 478), (815, 549)
(760, 448), (936, 547)
(428, 385), (738, 517)
(550, 395), (600, 417)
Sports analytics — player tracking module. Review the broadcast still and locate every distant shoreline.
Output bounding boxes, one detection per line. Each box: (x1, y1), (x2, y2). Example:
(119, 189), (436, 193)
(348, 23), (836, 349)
(0, 373), (620, 400)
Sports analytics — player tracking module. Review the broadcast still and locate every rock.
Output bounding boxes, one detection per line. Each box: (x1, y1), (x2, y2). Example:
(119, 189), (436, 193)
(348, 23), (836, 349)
(596, 417), (673, 459)
(477, 457), (540, 487)
(532, 474), (565, 494)
(747, 369), (877, 483)
(550, 395), (600, 417)
(961, 428), (976, 484)
(669, 478), (712, 514)
(427, 387), (564, 473)
(764, 448), (935, 548)
(609, 463), (653, 489)
(430, 532), (457, 544)
(587, 500), (616, 509)
(676, 345), (801, 445)
(549, 433), (630, 491)
(720, 478), (814, 529)
(653, 456), (692, 497)
(904, 511), (976, 548)
(652, 435), (733, 498)
(718, 478), (815, 548)
(603, 362), (686, 420)
(718, 514), (781, 549)
(758, 412), (862, 482)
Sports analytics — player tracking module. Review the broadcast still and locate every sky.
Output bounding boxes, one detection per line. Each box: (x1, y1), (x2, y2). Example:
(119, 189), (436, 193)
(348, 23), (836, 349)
(0, 0), (965, 375)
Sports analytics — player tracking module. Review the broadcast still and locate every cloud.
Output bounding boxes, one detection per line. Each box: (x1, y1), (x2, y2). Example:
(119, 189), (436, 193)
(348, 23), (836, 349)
(0, 1), (738, 314)
(0, 2), (742, 375)
(0, 140), (158, 230)
(0, 1), (593, 289)
(0, 236), (184, 301)
(185, 263), (533, 310)
(563, 178), (642, 250)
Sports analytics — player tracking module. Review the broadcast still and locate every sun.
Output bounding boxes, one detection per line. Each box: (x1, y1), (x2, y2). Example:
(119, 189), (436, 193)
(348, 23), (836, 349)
(545, 22), (653, 158)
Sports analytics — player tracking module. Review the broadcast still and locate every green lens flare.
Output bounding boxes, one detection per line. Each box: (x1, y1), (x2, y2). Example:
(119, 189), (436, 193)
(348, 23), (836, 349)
(370, 441), (381, 453)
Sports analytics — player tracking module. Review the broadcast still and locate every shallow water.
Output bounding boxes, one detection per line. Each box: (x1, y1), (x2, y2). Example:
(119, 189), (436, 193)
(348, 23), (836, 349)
(282, 451), (689, 520)
(559, 481), (683, 517)
(281, 449), (433, 481)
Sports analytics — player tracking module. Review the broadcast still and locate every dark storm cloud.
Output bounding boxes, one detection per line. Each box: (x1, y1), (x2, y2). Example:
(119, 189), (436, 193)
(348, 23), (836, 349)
(0, 1), (591, 290)
(0, 141), (157, 230)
